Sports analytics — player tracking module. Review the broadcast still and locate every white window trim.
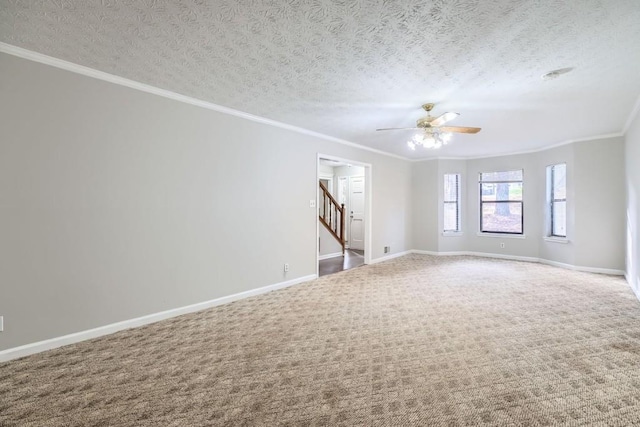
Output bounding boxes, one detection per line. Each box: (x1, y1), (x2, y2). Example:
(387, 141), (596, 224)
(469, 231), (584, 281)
(478, 169), (524, 235)
(543, 236), (569, 244)
(546, 163), (567, 239)
(476, 232), (526, 239)
(443, 172), (462, 234)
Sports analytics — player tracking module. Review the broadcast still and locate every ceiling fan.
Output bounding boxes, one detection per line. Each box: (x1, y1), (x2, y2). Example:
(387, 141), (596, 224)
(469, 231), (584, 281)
(376, 103), (481, 149)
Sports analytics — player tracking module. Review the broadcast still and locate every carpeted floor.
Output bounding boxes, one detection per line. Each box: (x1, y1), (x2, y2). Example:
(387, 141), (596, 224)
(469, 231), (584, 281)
(2, 255), (640, 426)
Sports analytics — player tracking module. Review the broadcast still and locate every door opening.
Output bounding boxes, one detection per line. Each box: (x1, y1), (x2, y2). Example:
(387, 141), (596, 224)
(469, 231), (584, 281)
(317, 155), (371, 277)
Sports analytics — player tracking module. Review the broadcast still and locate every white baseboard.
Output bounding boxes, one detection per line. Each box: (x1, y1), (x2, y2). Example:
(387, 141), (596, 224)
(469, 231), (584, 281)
(0, 274), (316, 363)
(412, 250), (537, 263)
(410, 250), (625, 275)
(626, 275), (640, 301)
(0, 251), (629, 363)
(370, 250), (412, 264)
(318, 252), (343, 261)
(539, 259), (625, 276)
(466, 251), (540, 263)
(412, 250), (440, 256)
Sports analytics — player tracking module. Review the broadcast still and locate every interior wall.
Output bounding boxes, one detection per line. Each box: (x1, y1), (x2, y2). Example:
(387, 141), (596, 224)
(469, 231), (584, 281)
(411, 160), (438, 252)
(318, 223), (343, 257)
(0, 53), (413, 351)
(573, 137), (625, 270)
(625, 109), (640, 296)
(374, 161), (413, 256)
(465, 153), (541, 258)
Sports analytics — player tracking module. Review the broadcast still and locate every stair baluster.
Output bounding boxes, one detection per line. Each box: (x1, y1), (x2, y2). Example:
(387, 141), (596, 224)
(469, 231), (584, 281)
(318, 181), (346, 255)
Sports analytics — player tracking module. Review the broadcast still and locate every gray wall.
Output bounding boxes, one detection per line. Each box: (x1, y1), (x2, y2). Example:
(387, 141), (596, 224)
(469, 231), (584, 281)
(319, 223), (344, 256)
(411, 160), (438, 252)
(573, 138), (625, 270)
(626, 108), (640, 296)
(465, 153), (541, 258)
(0, 53), (413, 350)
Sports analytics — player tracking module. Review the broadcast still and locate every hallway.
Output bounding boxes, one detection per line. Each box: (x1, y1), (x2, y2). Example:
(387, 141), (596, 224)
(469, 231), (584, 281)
(318, 249), (364, 277)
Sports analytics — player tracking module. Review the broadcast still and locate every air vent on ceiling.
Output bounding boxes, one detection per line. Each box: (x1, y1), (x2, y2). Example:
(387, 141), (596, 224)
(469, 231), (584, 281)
(541, 67), (574, 80)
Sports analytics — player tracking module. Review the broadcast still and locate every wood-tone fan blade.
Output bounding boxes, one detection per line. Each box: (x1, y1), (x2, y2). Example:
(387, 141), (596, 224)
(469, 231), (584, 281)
(439, 126), (481, 134)
(376, 127), (422, 131)
(430, 112), (459, 126)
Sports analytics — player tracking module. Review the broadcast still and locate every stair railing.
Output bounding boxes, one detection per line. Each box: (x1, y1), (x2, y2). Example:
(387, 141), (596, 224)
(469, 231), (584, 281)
(319, 181), (345, 254)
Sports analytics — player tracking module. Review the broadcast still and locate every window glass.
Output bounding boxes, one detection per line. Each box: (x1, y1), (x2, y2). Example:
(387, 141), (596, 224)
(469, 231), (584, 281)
(548, 163), (567, 237)
(479, 170), (523, 234)
(444, 174), (460, 232)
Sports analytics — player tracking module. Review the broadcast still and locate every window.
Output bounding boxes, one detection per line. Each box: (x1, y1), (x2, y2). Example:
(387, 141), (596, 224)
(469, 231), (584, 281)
(479, 170), (523, 234)
(443, 173), (461, 232)
(547, 163), (566, 237)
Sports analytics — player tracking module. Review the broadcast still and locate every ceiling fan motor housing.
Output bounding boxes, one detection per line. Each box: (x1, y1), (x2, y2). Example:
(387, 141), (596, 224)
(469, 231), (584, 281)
(416, 117), (435, 128)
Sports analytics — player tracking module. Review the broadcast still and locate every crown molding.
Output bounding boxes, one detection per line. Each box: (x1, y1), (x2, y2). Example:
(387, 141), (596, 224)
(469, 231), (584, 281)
(410, 132), (625, 162)
(0, 42), (634, 163)
(0, 42), (410, 162)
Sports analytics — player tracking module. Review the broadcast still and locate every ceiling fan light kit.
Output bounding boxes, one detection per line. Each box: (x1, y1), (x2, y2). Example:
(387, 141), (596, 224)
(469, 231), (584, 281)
(376, 103), (481, 151)
(407, 130), (452, 150)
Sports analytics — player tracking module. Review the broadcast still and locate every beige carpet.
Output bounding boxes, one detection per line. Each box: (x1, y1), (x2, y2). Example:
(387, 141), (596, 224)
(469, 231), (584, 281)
(2, 255), (640, 426)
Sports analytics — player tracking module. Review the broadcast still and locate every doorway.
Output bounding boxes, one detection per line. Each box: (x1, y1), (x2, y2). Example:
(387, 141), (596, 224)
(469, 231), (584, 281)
(317, 155), (371, 277)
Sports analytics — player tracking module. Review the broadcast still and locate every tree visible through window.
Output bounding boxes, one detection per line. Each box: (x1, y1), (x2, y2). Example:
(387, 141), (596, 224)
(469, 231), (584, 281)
(479, 170), (523, 234)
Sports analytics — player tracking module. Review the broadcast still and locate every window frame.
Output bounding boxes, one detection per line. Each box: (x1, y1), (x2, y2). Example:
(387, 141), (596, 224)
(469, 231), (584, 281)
(478, 170), (524, 235)
(443, 173), (461, 233)
(547, 163), (567, 238)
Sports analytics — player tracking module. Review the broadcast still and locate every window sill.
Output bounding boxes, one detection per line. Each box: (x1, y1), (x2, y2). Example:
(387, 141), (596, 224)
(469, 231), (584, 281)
(476, 232), (526, 239)
(543, 236), (569, 244)
(442, 231), (463, 237)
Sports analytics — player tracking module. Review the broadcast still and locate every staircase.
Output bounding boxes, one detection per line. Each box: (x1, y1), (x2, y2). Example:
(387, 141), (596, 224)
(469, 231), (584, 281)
(319, 181), (345, 254)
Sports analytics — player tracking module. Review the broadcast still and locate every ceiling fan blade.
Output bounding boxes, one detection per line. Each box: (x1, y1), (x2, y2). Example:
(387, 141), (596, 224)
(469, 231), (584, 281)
(430, 112), (459, 126)
(439, 126), (481, 134)
(376, 127), (422, 131)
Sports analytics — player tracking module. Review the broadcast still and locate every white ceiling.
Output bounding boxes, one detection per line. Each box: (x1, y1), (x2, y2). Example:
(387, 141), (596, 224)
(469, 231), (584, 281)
(1, 0), (639, 160)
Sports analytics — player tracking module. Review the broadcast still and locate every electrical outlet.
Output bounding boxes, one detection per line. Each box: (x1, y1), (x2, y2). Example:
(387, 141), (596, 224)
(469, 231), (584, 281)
(0, 316), (3, 332)
(309, 200), (316, 208)
(384, 246), (390, 253)
(500, 243), (505, 249)
(284, 263), (289, 272)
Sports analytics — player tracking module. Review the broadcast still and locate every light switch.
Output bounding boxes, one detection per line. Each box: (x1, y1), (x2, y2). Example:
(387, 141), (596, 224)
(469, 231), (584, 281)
(310, 200), (316, 208)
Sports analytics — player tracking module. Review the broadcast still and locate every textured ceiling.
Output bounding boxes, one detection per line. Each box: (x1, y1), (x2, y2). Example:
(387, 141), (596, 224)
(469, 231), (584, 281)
(1, 0), (640, 159)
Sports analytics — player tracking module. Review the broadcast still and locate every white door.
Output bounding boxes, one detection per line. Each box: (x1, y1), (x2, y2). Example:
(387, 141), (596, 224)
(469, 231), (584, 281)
(337, 177), (349, 243)
(349, 176), (365, 250)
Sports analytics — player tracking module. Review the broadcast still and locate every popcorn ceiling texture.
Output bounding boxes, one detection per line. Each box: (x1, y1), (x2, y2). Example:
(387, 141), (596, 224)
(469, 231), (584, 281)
(1, 255), (639, 425)
(1, 1), (639, 158)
